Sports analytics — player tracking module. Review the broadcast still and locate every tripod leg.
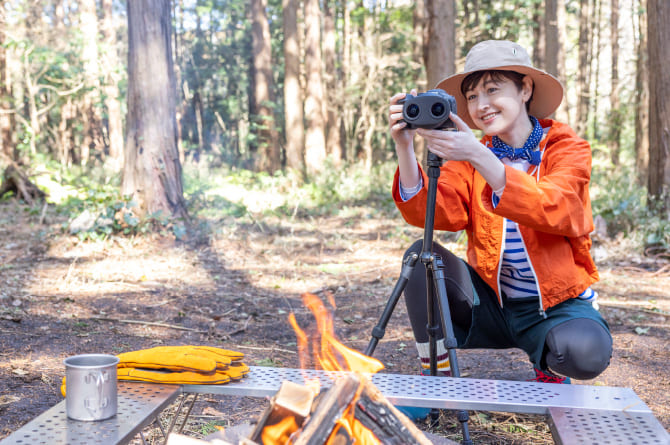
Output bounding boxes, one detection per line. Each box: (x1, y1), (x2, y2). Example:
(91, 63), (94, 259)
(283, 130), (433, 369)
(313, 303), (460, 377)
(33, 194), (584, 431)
(432, 255), (473, 445)
(364, 252), (419, 357)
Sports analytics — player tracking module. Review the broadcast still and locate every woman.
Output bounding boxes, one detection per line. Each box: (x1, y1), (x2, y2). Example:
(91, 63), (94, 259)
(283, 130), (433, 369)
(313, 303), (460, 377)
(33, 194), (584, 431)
(388, 40), (612, 387)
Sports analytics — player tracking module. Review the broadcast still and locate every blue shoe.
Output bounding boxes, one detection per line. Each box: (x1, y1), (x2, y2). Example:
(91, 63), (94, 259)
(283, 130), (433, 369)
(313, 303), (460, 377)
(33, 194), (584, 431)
(395, 405), (432, 421)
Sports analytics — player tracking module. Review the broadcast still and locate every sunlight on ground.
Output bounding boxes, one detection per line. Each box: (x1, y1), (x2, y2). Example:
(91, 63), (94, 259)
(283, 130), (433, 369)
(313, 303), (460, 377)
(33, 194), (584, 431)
(26, 238), (217, 299)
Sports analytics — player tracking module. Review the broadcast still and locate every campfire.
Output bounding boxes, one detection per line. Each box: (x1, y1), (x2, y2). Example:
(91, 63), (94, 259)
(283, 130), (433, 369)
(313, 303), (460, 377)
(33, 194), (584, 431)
(245, 293), (432, 444)
(167, 293), (433, 444)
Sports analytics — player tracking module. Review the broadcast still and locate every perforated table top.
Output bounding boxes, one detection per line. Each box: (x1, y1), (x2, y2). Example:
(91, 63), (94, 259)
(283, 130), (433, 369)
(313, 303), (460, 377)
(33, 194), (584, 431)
(0, 382), (180, 445)
(548, 407), (670, 445)
(183, 366), (652, 415)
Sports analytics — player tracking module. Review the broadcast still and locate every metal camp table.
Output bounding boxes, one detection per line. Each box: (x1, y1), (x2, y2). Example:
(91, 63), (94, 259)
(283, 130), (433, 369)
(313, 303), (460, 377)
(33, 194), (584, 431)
(2, 366), (668, 445)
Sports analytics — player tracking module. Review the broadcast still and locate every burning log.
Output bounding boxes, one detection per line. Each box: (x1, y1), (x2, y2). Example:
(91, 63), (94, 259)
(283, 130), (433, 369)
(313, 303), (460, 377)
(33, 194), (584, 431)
(250, 373), (433, 445)
(248, 381), (316, 443)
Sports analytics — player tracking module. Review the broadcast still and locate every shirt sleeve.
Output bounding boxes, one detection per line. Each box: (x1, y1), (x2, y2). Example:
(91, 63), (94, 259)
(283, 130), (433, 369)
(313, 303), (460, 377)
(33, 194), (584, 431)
(399, 176), (424, 201)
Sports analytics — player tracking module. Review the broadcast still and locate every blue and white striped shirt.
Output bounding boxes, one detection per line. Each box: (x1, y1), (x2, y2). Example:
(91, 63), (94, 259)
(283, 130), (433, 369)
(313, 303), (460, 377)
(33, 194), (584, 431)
(499, 219), (538, 298)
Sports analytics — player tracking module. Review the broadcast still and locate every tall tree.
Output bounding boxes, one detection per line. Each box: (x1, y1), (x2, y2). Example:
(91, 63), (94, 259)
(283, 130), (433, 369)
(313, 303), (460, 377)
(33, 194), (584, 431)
(79, 0), (104, 165)
(413, 0), (426, 164)
(323, 0), (342, 165)
(634, 0), (649, 184)
(123, 0), (187, 219)
(575, 0), (591, 137)
(532, 7), (545, 69)
(101, 0), (124, 168)
(591, 0), (603, 139)
(424, 0), (455, 91)
(609, 0), (621, 165)
(545, 0), (569, 123)
(0, 2), (15, 161)
(647, 0), (670, 214)
(303, 0), (327, 175)
(283, 0), (304, 174)
(250, 0), (281, 173)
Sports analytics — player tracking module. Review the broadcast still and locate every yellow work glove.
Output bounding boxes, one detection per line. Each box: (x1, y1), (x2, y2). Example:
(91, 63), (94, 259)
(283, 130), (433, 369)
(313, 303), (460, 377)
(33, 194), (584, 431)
(117, 362), (250, 385)
(117, 345), (244, 373)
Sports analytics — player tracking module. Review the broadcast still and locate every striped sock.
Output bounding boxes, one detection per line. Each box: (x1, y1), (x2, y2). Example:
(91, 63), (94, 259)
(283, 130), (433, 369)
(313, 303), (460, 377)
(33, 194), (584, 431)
(416, 341), (450, 374)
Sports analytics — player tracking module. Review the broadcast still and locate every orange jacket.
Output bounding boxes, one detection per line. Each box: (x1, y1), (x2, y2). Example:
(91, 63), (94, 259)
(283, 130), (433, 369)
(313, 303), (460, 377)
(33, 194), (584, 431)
(393, 119), (599, 312)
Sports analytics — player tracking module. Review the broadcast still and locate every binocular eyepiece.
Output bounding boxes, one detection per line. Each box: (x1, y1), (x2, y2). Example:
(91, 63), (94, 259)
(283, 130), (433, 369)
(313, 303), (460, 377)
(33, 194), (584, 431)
(399, 89), (457, 130)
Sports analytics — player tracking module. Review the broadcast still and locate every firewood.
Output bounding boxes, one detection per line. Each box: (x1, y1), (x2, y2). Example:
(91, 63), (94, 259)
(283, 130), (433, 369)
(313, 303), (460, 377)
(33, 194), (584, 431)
(354, 379), (433, 445)
(249, 380), (316, 443)
(292, 374), (361, 445)
(250, 374), (435, 444)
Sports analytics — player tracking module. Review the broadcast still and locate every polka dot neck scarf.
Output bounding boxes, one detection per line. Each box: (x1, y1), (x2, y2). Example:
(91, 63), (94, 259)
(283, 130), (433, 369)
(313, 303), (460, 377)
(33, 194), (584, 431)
(490, 116), (543, 165)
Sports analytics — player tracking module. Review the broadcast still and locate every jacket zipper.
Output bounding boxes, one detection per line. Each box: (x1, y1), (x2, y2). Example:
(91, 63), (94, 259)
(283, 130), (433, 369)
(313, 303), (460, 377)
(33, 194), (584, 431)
(496, 218), (507, 308)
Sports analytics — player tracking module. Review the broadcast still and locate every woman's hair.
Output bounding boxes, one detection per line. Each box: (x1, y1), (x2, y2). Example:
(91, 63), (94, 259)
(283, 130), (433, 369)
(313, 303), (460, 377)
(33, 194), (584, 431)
(460, 70), (533, 111)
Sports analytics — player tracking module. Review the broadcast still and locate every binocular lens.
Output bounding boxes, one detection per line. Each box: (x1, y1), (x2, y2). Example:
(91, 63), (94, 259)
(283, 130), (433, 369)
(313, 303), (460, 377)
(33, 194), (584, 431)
(406, 104), (420, 119)
(431, 102), (445, 117)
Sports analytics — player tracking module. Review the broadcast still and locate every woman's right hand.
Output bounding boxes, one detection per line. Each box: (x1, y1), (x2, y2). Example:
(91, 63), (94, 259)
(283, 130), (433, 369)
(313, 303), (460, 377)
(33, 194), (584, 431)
(389, 89), (417, 152)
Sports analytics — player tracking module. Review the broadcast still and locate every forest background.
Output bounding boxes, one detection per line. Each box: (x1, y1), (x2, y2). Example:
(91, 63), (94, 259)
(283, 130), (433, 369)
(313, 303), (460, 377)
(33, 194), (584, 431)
(0, 0), (668, 247)
(0, 0), (669, 443)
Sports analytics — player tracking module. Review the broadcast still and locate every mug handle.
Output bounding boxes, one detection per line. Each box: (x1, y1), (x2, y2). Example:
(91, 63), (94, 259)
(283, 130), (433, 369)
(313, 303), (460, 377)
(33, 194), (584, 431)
(84, 371), (109, 414)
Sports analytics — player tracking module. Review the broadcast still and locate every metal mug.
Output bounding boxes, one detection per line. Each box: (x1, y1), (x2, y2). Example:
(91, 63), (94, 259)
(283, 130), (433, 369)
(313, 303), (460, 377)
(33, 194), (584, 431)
(64, 354), (119, 421)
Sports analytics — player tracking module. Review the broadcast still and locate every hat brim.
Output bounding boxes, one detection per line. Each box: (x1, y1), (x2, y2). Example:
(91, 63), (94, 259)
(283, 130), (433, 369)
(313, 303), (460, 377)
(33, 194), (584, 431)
(435, 65), (564, 129)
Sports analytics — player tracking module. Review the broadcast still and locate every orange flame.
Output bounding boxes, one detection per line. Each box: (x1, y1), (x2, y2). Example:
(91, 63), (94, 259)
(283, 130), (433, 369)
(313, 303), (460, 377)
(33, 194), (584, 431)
(260, 415), (300, 444)
(299, 292), (384, 375)
(292, 293), (383, 445)
(262, 292), (384, 444)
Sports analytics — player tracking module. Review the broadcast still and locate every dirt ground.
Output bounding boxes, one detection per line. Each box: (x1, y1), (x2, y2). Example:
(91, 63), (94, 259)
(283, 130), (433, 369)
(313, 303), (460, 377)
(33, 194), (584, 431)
(0, 199), (668, 444)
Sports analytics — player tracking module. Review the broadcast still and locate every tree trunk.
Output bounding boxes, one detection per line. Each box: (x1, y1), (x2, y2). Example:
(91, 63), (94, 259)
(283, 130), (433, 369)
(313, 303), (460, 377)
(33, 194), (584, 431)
(101, 0), (124, 169)
(323, 0), (342, 166)
(634, 0), (649, 185)
(609, 0), (621, 165)
(123, 0), (187, 219)
(591, 0), (603, 139)
(545, 0), (569, 123)
(647, 0), (670, 214)
(79, 0), (104, 165)
(0, 2), (15, 160)
(342, 0), (354, 163)
(250, 0), (281, 173)
(283, 0), (304, 174)
(303, 0), (327, 175)
(532, 8), (545, 69)
(424, 0), (455, 90)
(413, 0), (426, 164)
(576, 0), (591, 137)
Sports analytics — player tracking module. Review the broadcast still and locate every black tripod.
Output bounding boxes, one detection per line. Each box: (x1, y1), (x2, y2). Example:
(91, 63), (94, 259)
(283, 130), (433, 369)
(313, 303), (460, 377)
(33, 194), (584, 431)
(364, 151), (472, 445)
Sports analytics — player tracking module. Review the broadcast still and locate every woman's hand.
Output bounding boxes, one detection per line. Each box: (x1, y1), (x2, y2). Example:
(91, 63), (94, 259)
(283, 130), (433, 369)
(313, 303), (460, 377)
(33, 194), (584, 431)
(389, 89), (417, 152)
(416, 112), (484, 162)
(389, 89), (421, 190)
(418, 112), (506, 191)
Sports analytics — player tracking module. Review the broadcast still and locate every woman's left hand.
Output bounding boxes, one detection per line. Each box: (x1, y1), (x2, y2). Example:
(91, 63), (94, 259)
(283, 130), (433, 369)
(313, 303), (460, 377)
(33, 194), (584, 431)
(416, 113), (486, 162)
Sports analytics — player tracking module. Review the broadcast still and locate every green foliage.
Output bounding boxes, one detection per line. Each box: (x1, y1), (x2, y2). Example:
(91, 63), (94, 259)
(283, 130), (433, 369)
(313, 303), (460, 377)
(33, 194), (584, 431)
(591, 159), (670, 252)
(183, 159), (398, 222)
(23, 162), (181, 240)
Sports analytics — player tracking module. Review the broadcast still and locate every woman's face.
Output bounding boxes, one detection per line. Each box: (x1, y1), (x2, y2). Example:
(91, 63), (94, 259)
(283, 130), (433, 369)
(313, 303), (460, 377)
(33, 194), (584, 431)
(465, 74), (533, 142)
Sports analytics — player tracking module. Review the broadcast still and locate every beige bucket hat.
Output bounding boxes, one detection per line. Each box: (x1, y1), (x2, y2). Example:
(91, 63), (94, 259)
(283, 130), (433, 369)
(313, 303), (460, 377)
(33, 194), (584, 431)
(436, 40), (564, 129)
